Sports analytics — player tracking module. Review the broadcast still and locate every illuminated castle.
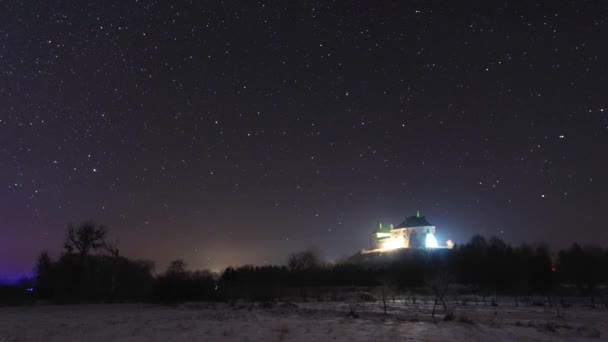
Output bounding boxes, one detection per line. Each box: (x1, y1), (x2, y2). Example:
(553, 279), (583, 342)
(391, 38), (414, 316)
(370, 211), (439, 250)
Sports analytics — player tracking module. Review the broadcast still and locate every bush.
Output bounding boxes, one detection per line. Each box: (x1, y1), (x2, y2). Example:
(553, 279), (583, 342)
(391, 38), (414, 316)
(36, 254), (155, 302)
(0, 281), (35, 306)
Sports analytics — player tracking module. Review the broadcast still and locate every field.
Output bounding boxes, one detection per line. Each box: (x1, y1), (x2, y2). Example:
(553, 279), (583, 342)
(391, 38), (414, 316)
(1, 296), (607, 341)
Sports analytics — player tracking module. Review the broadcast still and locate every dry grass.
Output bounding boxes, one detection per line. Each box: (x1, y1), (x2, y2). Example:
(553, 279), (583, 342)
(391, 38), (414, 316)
(0, 299), (606, 341)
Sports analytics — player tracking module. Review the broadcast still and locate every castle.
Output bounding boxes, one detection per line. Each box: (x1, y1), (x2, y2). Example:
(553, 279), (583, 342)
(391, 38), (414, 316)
(370, 211), (439, 250)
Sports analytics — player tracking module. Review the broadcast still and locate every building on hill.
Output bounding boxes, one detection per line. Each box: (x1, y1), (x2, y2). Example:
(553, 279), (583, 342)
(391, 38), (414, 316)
(370, 211), (440, 250)
(370, 223), (393, 249)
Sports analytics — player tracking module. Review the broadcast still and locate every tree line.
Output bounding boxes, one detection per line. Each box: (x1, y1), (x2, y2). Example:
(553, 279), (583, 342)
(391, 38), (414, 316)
(3, 221), (606, 304)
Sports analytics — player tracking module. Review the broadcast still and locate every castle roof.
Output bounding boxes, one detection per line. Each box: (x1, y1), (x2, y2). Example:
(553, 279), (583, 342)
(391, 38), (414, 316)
(395, 212), (432, 228)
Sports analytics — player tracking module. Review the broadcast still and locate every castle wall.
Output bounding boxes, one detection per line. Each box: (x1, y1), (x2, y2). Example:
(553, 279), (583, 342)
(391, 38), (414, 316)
(371, 225), (436, 250)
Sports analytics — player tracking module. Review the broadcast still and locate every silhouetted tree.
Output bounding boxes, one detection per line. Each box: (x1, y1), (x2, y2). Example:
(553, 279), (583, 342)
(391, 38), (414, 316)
(287, 248), (323, 271)
(34, 252), (52, 299)
(427, 271), (452, 318)
(63, 221), (107, 256)
(166, 259), (187, 275)
(558, 244), (605, 306)
(102, 239), (120, 257)
(158, 259), (188, 302)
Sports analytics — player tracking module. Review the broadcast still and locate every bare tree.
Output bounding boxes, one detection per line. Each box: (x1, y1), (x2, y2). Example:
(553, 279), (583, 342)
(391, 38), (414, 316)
(287, 248), (323, 271)
(35, 252), (52, 297)
(166, 259), (187, 276)
(427, 271), (452, 318)
(63, 221), (108, 256)
(102, 238), (120, 257)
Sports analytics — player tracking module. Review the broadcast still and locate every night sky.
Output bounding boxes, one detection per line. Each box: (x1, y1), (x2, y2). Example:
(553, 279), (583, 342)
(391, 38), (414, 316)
(1, 1), (607, 280)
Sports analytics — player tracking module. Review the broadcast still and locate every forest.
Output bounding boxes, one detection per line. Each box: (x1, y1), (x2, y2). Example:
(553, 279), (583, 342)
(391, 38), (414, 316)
(2, 221), (607, 306)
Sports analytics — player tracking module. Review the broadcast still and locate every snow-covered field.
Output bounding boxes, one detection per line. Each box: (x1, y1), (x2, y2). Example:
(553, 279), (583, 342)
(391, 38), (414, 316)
(1, 297), (606, 341)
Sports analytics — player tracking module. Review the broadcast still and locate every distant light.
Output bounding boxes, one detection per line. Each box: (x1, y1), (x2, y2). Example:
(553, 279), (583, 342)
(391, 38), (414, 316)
(551, 267), (556, 273)
(446, 240), (455, 249)
(426, 233), (438, 248)
(26, 288), (34, 292)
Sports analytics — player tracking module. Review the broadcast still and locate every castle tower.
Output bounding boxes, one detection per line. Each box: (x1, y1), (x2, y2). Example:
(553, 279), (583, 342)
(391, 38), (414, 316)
(392, 212), (435, 248)
(370, 211), (437, 250)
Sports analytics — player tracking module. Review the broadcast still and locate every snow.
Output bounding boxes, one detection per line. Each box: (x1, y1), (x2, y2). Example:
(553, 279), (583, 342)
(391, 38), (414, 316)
(0, 297), (606, 341)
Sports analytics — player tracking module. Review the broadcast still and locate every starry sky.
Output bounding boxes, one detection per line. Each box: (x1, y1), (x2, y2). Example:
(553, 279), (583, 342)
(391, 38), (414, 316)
(1, 1), (607, 280)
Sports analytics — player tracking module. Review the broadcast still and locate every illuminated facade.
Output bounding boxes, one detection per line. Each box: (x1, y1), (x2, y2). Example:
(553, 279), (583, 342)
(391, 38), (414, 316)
(371, 211), (438, 250)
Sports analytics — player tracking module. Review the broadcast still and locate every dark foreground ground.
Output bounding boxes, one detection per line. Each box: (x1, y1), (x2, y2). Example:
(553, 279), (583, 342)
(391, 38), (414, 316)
(1, 297), (607, 341)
